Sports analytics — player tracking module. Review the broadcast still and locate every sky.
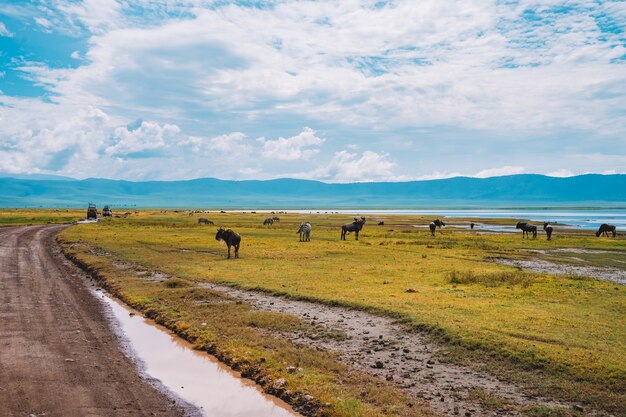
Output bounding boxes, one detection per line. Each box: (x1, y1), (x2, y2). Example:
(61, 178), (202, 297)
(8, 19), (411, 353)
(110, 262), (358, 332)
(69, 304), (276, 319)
(0, 0), (625, 182)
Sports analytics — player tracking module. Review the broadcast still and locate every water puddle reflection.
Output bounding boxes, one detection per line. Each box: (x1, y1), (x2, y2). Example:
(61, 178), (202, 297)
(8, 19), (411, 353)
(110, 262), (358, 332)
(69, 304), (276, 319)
(98, 292), (300, 417)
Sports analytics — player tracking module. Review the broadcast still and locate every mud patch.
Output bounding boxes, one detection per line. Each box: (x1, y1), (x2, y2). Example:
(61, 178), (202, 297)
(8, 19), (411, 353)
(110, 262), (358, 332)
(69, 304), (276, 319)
(198, 283), (580, 417)
(493, 258), (626, 285)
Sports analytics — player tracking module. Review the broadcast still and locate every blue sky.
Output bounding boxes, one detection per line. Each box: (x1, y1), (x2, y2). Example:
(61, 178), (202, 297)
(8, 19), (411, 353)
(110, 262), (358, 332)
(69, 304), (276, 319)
(0, 0), (625, 182)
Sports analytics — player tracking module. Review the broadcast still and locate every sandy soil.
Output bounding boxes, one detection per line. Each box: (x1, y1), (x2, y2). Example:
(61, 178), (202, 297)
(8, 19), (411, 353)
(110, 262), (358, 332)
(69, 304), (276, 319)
(0, 225), (196, 417)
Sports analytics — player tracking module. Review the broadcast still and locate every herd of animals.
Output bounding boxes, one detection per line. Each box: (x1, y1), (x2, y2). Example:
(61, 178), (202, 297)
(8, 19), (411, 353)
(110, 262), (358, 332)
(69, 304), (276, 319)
(206, 215), (620, 259)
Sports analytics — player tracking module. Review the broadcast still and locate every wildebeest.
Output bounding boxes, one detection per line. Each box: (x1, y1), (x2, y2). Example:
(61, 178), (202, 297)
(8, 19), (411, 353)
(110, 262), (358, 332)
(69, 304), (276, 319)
(543, 222), (553, 240)
(433, 219), (446, 228)
(341, 217), (366, 240)
(198, 218), (214, 225)
(272, 216), (280, 222)
(470, 223), (475, 230)
(263, 218), (274, 226)
(378, 221), (385, 226)
(215, 228), (241, 259)
(297, 222), (312, 242)
(596, 223), (617, 237)
(516, 222), (537, 239)
(429, 222), (436, 236)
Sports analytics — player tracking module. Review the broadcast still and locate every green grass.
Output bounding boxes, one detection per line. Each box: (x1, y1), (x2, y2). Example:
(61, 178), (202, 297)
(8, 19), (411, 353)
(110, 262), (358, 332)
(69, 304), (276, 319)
(0, 208), (84, 225)
(56, 210), (626, 416)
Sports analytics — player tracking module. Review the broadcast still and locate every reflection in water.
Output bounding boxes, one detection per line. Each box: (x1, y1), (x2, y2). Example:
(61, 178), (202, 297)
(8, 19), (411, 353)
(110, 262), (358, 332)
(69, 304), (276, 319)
(99, 293), (299, 417)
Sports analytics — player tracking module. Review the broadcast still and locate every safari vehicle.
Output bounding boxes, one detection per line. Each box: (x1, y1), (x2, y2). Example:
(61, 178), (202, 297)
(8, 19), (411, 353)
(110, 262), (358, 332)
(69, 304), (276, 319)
(102, 205), (112, 217)
(87, 203), (98, 220)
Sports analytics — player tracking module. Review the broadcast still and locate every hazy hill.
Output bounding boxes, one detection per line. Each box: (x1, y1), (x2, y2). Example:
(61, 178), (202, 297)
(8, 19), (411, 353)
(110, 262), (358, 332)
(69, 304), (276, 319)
(0, 174), (625, 208)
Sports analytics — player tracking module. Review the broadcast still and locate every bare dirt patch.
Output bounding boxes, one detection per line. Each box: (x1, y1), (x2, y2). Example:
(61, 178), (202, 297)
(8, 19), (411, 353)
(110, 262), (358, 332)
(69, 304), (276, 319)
(196, 282), (583, 417)
(493, 257), (626, 285)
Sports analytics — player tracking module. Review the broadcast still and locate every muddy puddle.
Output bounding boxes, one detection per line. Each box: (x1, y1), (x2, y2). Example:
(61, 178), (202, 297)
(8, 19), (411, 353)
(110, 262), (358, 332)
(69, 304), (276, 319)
(97, 291), (300, 417)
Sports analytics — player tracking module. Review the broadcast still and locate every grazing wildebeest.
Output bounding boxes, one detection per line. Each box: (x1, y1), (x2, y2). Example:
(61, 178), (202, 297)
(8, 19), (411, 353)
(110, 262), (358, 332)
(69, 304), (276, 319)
(543, 222), (553, 240)
(297, 222), (312, 242)
(516, 222), (537, 239)
(596, 224), (617, 237)
(215, 228), (241, 258)
(198, 218), (214, 225)
(272, 216), (280, 222)
(378, 221), (385, 226)
(433, 219), (446, 228)
(341, 217), (366, 240)
(263, 218), (274, 226)
(470, 223), (475, 230)
(429, 222), (436, 236)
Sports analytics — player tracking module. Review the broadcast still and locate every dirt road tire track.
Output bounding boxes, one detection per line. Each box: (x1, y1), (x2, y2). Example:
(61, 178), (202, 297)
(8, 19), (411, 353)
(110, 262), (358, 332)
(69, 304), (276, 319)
(0, 225), (193, 417)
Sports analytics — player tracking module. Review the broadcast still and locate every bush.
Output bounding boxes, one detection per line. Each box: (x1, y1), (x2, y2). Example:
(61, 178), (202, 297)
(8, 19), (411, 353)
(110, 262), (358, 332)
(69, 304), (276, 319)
(164, 278), (192, 288)
(448, 269), (533, 287)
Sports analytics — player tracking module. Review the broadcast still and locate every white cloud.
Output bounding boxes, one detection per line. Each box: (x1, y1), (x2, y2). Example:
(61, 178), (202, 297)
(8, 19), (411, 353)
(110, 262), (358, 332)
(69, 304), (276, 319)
(304, 150), (403, 183)
(1, 1), (625, 181)
(182, 132), (250, 155)
(106, 121), (180, 157)
(258, 127), (325, 160)
(474, 166), (525, 178)
(34, 17), (52, 29)
(546, 169), (575, 178)
(0, 21), (13, 37)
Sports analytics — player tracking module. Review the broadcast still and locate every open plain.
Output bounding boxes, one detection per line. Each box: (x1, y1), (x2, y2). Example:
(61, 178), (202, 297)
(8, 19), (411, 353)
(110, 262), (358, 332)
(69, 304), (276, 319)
(56, 210), (625, 417)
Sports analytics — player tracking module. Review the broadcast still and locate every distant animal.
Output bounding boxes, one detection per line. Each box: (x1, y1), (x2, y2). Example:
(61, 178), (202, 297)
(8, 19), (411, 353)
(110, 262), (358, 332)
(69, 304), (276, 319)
(263, 218), (274, 226)
(543, 222), (553, 240)
(272, 216), (280, 221)
(470, 223), (475, 230)
(297, 222), (312, 242)
(429, 222), (436, 236)
(198, 218), (214, 225)
(516, 222), (537, 239)
(433, 219), (446, 228)
(341, 217), (366, 240)
(215, 228), (241, 259)
(596, 224), (616, 238)
(378, 221), (385, 226)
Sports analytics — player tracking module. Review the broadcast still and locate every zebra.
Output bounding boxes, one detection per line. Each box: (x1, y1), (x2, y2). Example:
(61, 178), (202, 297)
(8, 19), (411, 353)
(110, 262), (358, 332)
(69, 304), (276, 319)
(429, 222), (436, 236)
(596, 224), (616, 237)
(215, 228), (241, 259)
(198, 218), (214, 225)
(543, 222), (553, 240)
(341, 217), (366, 240)
(516, 222), (537, 239)
(297, 222), (312, 242)
(263, 218), (274, 226)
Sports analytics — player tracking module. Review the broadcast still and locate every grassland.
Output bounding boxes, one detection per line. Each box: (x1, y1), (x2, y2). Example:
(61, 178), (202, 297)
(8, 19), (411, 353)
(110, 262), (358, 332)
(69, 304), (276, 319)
(0, 208), (84, 225)
(57, 211), (626, 416)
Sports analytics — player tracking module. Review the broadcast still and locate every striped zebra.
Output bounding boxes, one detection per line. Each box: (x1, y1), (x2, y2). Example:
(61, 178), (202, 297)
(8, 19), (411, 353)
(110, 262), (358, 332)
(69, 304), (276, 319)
(297, 222), (312, 241)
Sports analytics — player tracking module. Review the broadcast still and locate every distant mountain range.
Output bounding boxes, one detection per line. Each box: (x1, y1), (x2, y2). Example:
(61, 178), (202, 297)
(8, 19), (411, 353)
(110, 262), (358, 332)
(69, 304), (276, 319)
(0, 174), (625, 208)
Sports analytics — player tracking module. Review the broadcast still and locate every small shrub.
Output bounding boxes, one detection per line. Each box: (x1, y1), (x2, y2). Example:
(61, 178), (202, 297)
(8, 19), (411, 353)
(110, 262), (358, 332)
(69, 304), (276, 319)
(448, 270), (533, 287)
(164, 278), (192, 288)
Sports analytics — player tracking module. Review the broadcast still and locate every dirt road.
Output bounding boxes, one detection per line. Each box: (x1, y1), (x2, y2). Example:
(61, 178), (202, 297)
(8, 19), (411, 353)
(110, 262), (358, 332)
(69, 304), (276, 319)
(0, 225), (192, 417)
